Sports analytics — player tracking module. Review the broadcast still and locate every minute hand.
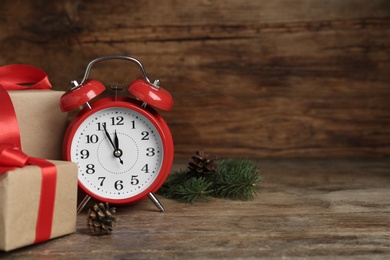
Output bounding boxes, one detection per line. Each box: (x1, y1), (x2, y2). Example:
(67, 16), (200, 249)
(102, 123), (116, 150)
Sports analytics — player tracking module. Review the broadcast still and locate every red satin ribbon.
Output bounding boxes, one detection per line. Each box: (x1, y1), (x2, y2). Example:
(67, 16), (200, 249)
(0, 64), (56, 244)
(0, 145), (57, 243)
(0, 87), (21, 147)
(0, 64), (52, 90)
(0, 64), (52, 147)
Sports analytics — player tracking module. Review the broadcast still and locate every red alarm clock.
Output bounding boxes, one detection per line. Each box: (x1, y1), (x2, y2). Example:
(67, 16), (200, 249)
(60, 55), (174, 212)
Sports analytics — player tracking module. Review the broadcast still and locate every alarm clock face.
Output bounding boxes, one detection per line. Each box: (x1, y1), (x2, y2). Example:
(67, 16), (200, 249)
(66, 101), (170, 204)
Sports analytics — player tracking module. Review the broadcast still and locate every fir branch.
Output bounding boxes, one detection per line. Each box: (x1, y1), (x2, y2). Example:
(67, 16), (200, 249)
(157, 155), (262, 203)
(173, 177), (214, 203)
(212, 159), (262, 200)
(157, 169), (192, 199)
(158, 171), (213, 203)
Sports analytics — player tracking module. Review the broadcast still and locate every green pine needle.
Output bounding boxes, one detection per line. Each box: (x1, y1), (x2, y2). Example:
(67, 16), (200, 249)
(158, 171), (213, 203)
(212, 159), (262, 200)
(157, 158), (262, 203)
(174, 177), (214, 203)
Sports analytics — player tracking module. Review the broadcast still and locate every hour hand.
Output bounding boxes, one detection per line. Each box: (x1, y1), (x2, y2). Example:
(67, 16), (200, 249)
(114, 130), (120, 150)
(113, 130), (123, 165)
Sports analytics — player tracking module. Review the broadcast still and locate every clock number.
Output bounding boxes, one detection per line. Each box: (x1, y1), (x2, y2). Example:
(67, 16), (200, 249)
(141, 164), (149, 173)
(146, 147), (155, 157)
(80, 149), (89, 159)
(131, 175), (139, 185)
(96, 122), (104, 131)
(131, 120), (136, 129)
(98, 177), (105, 186)
(86, 134), (98, 144)
(86, 164), (95, 174)
(114, 180), (124, 190)
(111, 116), (124, 126)
(141, 131), (149, 140)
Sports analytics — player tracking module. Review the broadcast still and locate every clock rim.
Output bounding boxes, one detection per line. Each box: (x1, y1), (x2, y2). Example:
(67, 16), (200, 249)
(63, 97), (174, 205)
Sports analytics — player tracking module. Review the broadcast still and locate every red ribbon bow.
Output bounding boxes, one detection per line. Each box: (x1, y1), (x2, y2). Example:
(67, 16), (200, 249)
(0, 64), (56, 244)
(0, 144), (29, 167)
(0, 144), (57, 244)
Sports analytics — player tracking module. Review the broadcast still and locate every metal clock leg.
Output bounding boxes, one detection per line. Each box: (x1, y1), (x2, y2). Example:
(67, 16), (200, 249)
(77, 195), (92, 214)
(148, 192), (165, 212)
(77, 194), (164, 213)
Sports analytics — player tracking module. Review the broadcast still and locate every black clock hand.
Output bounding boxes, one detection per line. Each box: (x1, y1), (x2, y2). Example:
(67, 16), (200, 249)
(102, 123), (116, 150)
(113, 130), (124, 165)
(103, 123), (123, 164)
(114, 130), (119, 150)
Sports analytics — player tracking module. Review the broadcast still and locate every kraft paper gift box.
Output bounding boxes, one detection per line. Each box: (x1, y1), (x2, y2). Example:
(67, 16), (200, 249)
(0, 69), (78, 251)
(7, 90), (68, 160)
(0, 160), (78, 251)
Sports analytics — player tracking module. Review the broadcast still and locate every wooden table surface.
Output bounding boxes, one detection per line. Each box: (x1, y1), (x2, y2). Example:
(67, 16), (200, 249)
(1, 159), (389, 259)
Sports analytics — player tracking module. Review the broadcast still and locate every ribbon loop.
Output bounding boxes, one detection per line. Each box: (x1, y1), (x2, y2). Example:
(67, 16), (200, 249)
(0, 64), (52, 90)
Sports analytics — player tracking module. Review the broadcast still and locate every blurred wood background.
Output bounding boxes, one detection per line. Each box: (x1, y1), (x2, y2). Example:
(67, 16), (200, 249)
(0, 0), (389, 159)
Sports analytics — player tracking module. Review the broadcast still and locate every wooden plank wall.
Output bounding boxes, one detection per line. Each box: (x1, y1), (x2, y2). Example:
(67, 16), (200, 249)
(0, 0), (389, 159)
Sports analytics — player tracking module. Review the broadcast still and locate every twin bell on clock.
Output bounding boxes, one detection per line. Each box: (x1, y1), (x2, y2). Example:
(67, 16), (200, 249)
(59, 55), (174, 213)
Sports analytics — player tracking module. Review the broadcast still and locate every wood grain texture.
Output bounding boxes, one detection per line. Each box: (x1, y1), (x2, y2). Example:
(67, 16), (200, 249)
(0, 0), (389, 159)
(1, 159), (389, 259)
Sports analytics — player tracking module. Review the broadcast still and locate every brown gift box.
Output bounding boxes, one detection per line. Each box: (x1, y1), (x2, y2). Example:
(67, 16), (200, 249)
(0, 89), (78, 251)
(7, 90), (68, 160)
(0, 160), (78, 251)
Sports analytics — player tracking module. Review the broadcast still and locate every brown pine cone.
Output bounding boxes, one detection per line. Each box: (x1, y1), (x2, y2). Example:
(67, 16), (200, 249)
(188, 149), (217, 175)
(87, 202), (116, 236)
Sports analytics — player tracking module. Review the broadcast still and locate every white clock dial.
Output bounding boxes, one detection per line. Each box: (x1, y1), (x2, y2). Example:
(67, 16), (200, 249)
(70, 107), (164, 200)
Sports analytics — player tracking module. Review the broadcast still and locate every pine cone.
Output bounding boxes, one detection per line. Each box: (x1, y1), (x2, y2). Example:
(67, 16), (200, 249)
(188, 149), (217, 175)
(87, 202), (116, 236)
